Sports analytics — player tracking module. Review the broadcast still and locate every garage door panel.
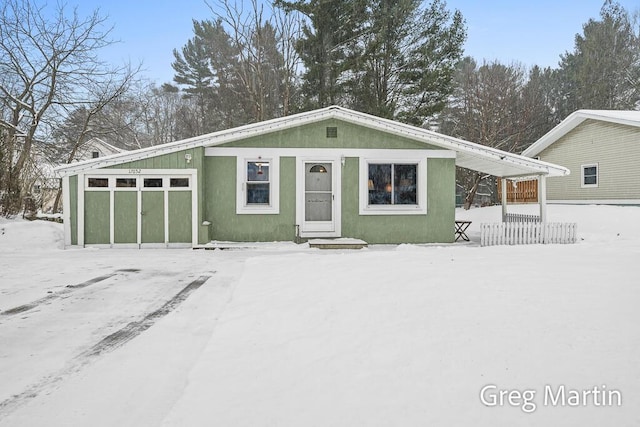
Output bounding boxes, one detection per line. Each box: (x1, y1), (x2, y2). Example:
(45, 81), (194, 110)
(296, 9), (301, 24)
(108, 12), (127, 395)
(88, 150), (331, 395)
(141, 191), (165, 244)
(168, 191), (192, 243)
(114, 192), (137, 244)
(85, 192), (110, 244)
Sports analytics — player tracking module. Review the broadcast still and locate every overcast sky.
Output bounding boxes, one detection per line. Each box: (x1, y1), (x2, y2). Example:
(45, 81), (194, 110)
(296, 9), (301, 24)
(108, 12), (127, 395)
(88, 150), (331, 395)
(75, 0), (640, 85)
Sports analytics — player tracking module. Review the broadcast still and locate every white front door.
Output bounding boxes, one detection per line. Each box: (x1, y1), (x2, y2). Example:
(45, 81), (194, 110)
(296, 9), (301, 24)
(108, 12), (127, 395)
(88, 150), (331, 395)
(297, 159), (341, 238)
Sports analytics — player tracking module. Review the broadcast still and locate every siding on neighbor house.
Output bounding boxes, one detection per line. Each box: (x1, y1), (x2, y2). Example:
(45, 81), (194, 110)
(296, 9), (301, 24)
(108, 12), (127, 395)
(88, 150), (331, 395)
(539, 119), (640, 201)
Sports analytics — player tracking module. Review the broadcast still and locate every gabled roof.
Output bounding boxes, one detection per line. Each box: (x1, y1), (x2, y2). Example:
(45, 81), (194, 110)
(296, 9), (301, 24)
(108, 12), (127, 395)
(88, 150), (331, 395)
(55, 106), (568, 179)
(523, 109), (640, 158)
(83, 137), (125, 155)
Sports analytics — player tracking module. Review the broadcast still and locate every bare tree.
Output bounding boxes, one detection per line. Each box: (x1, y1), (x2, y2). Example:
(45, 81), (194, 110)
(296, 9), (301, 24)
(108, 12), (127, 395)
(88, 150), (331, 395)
(441, 58), (536, 209)
(0, 0), (135, 215)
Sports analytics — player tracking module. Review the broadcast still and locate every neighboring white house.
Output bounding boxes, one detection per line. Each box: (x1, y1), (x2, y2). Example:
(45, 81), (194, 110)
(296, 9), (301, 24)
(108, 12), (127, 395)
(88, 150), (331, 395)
(73, 137), (124, 162)
(523, 110), (640, 205)
(33, 138), (125, 213)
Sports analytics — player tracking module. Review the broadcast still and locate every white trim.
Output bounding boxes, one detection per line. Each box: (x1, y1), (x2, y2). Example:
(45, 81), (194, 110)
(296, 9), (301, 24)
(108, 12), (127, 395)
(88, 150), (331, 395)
(191, 173), (199, 246)
(82, 168), (196, 176)
(62, 176), (71, 247)
(296, 157), (342, 238)
(236, 156), (280, 215)
(547, 199), (640, 205)
(54, 106), (567, 179)
(76, 169), (198, 248)
(77, 173), (85, 246)
(207, 147), (455, 159)
(136, 188), (142, 248)
(581, 163), (599, 188)
(358, 156), (428, 216)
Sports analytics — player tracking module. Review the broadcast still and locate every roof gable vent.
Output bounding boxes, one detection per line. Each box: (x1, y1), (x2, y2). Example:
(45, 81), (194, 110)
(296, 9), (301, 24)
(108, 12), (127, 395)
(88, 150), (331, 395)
(326, 126), (338, 138)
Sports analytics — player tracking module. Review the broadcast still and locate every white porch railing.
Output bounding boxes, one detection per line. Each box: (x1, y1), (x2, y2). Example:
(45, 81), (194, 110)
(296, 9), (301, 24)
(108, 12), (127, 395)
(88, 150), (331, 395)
(504, 213), (541, 223)
(480, 222), (578, 246)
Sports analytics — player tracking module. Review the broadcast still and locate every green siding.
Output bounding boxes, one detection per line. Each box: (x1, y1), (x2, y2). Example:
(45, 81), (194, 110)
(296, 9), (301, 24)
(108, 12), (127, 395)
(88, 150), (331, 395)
(114, 192), (137, 244)
(111, 147), (207, 244)
(141, 192), (165, 243)
(169, 191), (192, 243)
(204, 155), (455, 244)
(84, 192), (110, 244)
(70, 176), (78, 245)
(223, 119), (441, 150)
(112, 147), (202, 170)
(341, 157), (455, 244)
(205, 156), (297, 241)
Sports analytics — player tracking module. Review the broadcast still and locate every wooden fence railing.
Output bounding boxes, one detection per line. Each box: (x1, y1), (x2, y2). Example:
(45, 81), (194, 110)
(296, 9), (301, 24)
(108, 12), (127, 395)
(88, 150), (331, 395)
(497, 179), (538, 204)
(480, 222), (578, 246)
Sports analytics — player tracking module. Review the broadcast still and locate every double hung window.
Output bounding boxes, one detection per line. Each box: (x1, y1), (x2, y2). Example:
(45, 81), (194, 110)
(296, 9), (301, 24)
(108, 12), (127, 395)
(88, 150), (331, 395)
(237, 157), (279, 214)
(581, 164), (598, 187)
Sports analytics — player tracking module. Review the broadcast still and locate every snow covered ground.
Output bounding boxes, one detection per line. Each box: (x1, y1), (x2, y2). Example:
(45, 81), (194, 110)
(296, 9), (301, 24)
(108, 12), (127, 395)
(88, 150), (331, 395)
(0, 205), (638, 426)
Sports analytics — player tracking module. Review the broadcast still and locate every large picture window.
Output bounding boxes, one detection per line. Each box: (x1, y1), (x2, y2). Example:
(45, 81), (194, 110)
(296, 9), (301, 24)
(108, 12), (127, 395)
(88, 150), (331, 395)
(237, 157), (280, 214)
(368, 163), (417, 205)
(359, 157), (427, 215)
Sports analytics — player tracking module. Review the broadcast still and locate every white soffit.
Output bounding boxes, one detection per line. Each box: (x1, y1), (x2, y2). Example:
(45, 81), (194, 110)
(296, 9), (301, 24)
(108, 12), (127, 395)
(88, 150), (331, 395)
(55, 106), (568, 178)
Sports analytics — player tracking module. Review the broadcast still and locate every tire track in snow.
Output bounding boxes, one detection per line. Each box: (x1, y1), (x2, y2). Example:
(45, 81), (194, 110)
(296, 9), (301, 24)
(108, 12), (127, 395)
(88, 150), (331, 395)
(0, 269), (140, 317)
(0, 274), (212, 419)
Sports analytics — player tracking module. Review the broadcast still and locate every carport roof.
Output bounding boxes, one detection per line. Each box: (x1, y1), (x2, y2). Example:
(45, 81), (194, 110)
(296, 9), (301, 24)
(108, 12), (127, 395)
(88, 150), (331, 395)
(55, 106), (568, 179)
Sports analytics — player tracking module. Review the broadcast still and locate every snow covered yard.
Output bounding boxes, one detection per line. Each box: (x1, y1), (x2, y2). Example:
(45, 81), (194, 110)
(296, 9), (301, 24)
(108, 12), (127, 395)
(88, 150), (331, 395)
(1, 205), (639, 426)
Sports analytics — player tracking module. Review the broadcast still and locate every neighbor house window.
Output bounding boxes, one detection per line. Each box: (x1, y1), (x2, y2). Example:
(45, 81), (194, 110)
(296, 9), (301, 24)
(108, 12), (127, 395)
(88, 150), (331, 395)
(236, 157), (280, 214)
(92, 151), (100, 159)
(581, 163), (598, 188)
(359, 158), (427, 215)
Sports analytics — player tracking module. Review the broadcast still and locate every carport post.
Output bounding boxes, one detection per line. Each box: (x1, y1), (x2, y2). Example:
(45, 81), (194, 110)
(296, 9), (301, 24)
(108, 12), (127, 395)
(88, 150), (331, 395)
(538, 175), (547, 224)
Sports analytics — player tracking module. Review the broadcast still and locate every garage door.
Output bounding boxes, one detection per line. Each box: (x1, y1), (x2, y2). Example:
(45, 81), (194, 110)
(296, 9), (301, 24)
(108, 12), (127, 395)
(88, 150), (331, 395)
(82, 171), (196, 247)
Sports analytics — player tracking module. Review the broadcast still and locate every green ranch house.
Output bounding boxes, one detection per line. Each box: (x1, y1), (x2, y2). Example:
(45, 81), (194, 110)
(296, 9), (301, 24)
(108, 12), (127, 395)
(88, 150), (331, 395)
(54, 106), (568, 248)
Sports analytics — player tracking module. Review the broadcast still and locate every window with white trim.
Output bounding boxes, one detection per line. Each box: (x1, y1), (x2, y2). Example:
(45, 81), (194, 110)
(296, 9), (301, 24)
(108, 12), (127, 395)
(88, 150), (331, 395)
(237, 157), (280, 214)
(581, 163), (598, 188)
(359, 158), (427, 215)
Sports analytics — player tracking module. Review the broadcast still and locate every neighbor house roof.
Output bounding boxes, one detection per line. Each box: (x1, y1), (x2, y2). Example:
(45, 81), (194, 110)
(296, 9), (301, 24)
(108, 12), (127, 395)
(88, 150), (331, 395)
(55, 106), (569, 179)
(522, 109), (640, 158)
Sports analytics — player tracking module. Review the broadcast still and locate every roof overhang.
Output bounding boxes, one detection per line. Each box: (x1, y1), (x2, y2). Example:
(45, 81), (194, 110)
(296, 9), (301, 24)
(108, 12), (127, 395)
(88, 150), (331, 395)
(55, 106), (569, 179)
(523, 109), (640, 158)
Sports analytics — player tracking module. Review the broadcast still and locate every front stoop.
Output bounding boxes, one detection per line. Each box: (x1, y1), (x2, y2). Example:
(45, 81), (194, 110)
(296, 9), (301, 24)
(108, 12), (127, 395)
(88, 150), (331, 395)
(308, 238), (368, 250)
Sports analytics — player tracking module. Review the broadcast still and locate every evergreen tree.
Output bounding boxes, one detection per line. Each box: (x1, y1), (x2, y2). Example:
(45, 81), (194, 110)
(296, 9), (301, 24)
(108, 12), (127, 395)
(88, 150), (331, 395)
(555, 1), (640, 115)
(275, 0), (368, 109)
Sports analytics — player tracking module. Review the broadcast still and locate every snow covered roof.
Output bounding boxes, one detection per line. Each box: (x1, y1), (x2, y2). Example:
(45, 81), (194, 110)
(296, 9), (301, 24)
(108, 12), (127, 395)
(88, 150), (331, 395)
(523, 109), (640, 158)
(55, 106), (568, 179)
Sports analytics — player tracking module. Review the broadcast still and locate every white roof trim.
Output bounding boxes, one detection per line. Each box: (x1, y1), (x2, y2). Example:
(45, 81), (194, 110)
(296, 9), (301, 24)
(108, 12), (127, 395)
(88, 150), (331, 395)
(523, 109), (640, 157)
(55, 106), (568, 178)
